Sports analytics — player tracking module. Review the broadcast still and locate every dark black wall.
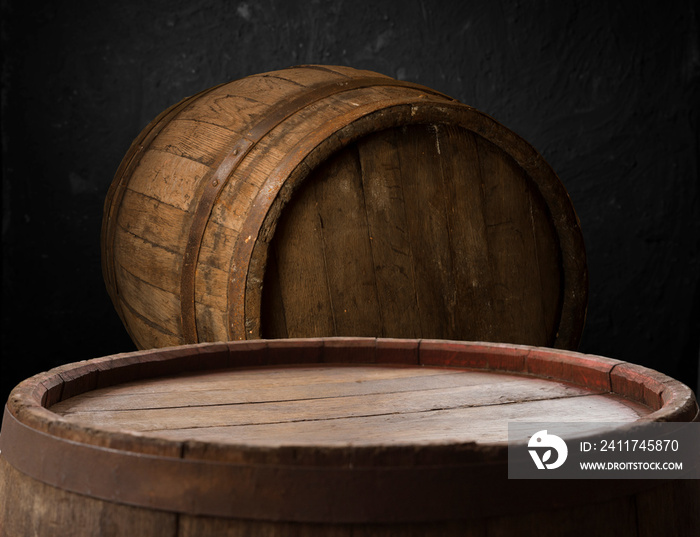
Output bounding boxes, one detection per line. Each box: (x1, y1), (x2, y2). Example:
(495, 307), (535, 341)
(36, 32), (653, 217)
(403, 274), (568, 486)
(2, 0), (699, 411)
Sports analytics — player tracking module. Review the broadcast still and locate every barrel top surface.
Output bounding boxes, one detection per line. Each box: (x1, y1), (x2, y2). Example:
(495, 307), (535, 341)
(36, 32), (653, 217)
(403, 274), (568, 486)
(4, 338), (697, 455)
(1, 338), (697, 523)
(49, 363), (649, 448)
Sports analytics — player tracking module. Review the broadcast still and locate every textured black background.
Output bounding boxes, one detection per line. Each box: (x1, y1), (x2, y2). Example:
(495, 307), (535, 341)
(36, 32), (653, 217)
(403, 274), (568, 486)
(2, 0), (699, 413)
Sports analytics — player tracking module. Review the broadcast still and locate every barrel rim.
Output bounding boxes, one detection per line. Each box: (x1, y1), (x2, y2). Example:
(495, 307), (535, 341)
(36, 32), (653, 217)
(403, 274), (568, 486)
(1, 338), (697, 522)
(3, 338), (696, 453)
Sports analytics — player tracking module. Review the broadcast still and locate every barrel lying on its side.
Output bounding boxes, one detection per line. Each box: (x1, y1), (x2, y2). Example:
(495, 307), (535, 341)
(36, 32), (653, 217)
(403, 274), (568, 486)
(101, 65), (588, 350)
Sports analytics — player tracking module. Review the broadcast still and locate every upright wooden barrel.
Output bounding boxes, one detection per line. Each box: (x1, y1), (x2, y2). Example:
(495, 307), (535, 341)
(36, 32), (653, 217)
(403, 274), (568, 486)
(101, 65), (587, 350)
(0, 339), (697, 536)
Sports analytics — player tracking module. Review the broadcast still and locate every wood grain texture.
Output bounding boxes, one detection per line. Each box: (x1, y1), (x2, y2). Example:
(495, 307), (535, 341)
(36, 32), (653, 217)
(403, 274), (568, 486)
(358, 128), (421, 337)
(477, 133), (547, 344)
(398, 124), (456, 338)
(262, 124), (563, 346)
(0, 456), (176, 537)
(50, 365), (647, 446)
(436, 127), (495, 340)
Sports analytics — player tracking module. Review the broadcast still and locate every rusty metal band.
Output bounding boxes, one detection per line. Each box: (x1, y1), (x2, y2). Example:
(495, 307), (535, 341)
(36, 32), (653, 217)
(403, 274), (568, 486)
(0, 405), (652, 522)
(179, 76), (456, 343)
(0, 406), (491, 522)
(101, 83), (226, 341)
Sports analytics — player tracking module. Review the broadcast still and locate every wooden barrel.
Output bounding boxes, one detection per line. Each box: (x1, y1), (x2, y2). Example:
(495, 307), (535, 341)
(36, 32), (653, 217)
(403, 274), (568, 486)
(101, 65), (588, 350)
(1, 338), (697, 536)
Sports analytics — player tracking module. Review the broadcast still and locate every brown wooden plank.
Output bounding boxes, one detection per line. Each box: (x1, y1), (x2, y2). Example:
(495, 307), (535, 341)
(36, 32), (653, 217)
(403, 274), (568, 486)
(175, 88), (269, 131)
(214, 144), (289, 215)
(611, 363), (668, 410)
(307, 65), (394, 80)
(194, 302), (228, 342)
(476, 135), (548, 345)
(313, 145), (382, 336)
(115, 264), (182, 336)
(357, 128), (421, 338)
(193, 264), (228, 307)
(529, 184), (564, 344)
(436, 126), (497, 341)
(195, 220), (238, 325)
(261, 65), (349, 87)
(126, 150), (211, 212)
(130, 394), (645, 446)
(208, 174), (261, 232)
(51, 369), (526, 412)
(149, 118), (236, 166)
(118, 301), (182, 349)
(0, 457), (177, 537)
(266, 178), (335, 337)
(119, 188), (191, 253)
(259, 250), (289, 338)
(114, 224), (182, 295)
(396, 124), (455, 339)
(217, 74), (312, 106)
(54, 365), (453, 398)
(52, 372), (641, 438)
(198, 220), (240, 267)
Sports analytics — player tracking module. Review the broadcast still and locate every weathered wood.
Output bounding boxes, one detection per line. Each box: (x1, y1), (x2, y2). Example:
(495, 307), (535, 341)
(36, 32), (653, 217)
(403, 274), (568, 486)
(101, 65), (588, 350)
(0, 457), (176, 537)
(357, 129), (421, 338)
(0, 339), (697, 536)
(48, 356), (650, 450)
(436, 126), (496, 341)
(149, 118), (236, 166)
(265, 173), (336, 337)
(262, 123), (568, 345)
(477, 133), (548, 344)
(397, 124), (456, 338)
(312, 145), (382, 336)
(50, 367), (642, 439)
